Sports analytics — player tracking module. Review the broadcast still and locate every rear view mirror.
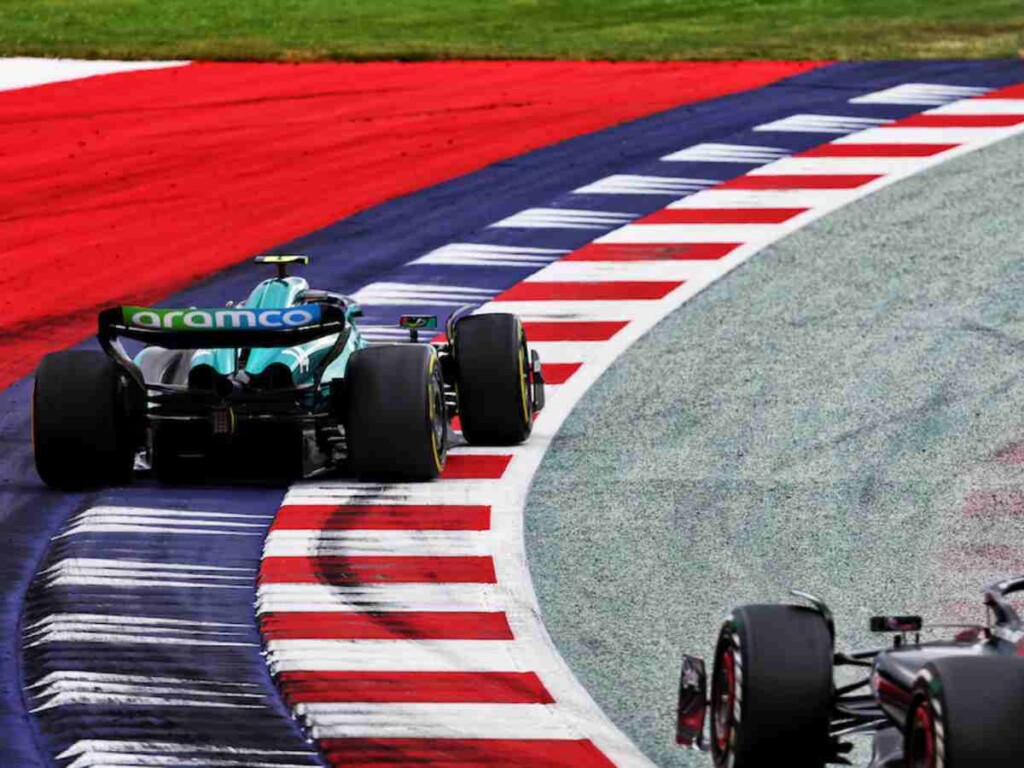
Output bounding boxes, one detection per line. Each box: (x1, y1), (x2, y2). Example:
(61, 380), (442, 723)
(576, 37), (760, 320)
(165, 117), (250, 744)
(676, 655), (708, 749)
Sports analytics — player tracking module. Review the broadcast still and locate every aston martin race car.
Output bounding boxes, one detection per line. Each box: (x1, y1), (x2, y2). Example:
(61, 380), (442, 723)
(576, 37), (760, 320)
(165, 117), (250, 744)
(676, 578), (1024, 767)
(32, 255), (544, 489)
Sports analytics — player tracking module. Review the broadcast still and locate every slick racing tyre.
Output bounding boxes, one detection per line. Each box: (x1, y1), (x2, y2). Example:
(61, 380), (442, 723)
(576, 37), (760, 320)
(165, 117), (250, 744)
(710, 604), (833, 768)
(33, 350), (143, 490)
(906, 657), (1024, 768)
(345, 344), (447, 480)
(454, 313), (533, 445)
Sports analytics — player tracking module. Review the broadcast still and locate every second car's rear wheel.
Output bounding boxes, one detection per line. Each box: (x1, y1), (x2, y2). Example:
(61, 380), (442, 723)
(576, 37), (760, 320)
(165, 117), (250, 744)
(344, 344), (447, 480)
(906, 657), (1024, 768)
(454, 313), (533, 445)
(710, 604), (833, 768)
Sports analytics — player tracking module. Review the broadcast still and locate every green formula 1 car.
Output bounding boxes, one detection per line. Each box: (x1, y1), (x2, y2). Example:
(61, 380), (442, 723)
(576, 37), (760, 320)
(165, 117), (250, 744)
(32, 256), (544, 489)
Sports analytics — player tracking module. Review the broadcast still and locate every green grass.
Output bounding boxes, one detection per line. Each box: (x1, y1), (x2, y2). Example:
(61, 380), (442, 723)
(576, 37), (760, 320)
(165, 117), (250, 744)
(0, 0), (1022, 61)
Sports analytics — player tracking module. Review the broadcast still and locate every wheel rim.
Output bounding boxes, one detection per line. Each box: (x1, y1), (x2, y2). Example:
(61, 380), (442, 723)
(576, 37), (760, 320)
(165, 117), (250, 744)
(517, 334), (530, 425)
(427, 357), (447, 472)
(908, 700), (937, 768)
(712, 647), (737, 755)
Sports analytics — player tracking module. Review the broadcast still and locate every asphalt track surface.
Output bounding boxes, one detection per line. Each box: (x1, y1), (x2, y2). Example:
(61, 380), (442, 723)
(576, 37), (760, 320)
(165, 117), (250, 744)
(526, 129), (1024, 767)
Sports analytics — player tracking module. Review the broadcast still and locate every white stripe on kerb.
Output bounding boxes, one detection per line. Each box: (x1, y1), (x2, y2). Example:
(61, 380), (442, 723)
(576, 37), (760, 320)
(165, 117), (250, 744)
(598, 223), (794, 244)
(526, 260), (704, 283)
(661, 142), (789, 164)
(302, 703), (579, 740)
(850, 83), (991, 105)
(572, 175), (714, 195)
(747, 156), (929, 176)
(256, 582), (502, 612)
(668, 188), (858, 209)
(267, 639), (522, 673)
(834, 126), (1018, 144)
(925, 99), (1024, 115)
(263, 530), (491, 557)
(490, 208), (636, 230)
(476, 299), (671, 321)
(754, 114), (889, 133)
(412, 243), (567, 267)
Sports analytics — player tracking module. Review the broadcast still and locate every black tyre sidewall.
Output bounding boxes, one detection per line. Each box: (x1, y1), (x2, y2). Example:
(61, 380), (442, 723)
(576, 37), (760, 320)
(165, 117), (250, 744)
(454, 313), (531, 445)
(711, 605), (833, 768)
(909, 657), (1024, 768)
(33, 350), (138, 490)
(345, 344), (446, 480)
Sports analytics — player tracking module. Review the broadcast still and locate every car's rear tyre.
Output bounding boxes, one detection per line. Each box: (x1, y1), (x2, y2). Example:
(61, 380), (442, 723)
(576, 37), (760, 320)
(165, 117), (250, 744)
(454, 313), (532, 445)
(33, 350), (142, 490)
(345, 344), (447, 480)
(710, 604), (833, 768)
(906, 657), (1024, 768)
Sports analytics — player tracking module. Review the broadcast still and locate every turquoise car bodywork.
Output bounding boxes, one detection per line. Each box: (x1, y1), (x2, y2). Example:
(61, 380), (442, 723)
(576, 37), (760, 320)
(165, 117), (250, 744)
(134, 275), (366, 389)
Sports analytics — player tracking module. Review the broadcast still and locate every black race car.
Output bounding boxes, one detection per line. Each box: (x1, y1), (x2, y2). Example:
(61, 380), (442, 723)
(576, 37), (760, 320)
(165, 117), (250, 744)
(677, 579), (1024, 767)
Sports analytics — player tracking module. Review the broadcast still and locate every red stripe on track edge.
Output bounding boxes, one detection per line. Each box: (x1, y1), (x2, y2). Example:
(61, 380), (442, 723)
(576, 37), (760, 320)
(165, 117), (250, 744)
(540, 362), (582, 385)
(271, 505), (491, 531)
(319, 738), (618, 768)
(720, 174), (881, 190)
(637, 208), (807, 224)
(497, 281), (682, 301)
(261, 611), (513, 640)
(259, 555), (497, 584)
(442, 454), (512, 479)
(276, 671), (554, 704)
(565, 243), (740, 261)
(892, 114), (1024, 128)
(798, 143), (958, 157)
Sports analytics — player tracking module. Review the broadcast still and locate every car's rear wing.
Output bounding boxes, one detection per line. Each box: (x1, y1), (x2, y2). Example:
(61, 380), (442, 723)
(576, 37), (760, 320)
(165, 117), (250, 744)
(98, 304), (347, 350)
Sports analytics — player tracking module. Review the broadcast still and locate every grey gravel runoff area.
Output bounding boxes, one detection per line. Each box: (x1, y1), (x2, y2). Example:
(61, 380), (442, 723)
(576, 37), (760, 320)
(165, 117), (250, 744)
(525, 133), (1024, 767)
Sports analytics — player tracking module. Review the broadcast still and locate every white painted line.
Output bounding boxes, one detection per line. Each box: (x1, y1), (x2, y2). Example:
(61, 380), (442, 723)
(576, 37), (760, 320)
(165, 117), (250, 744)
(661, 142), (788, 163)
(754, 114), (890, 133)
(0, 57), (187, 94)
(597, 222), (790, 244)
(264, 530), (491, 557)
(302, 703), (579, 740)
(475, 299), (654, 321)
(267, 639), (522, 673)
(747, 156), (929, 175)
(924, 99), (1024, 115)
(412, 243), (567, 267)
(523, 260), (711, 283)
(520, 341), (612, 364)
(834, 126), (1018, 144)
(33, 691), (263, 712)
(572, 175), (714, 196)
(667, 188), (858, 209)
(490, 208), (637, 229)
(256, 583), (503, 613)
(850, 83), (990, 105)
(283, 481), (501, 506)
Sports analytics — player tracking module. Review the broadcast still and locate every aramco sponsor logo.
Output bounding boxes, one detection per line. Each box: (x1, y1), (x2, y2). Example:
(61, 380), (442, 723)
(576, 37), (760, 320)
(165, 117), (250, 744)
(122, 306), (321, 330)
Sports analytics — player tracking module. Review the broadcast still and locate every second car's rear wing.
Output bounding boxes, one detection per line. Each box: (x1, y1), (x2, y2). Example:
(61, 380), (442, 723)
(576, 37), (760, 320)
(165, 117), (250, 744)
(99, 304), (347, 350)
